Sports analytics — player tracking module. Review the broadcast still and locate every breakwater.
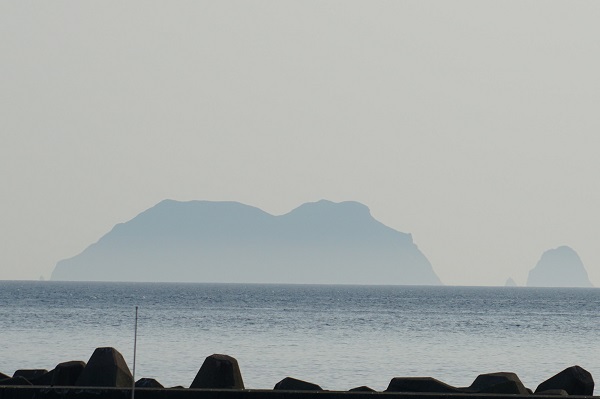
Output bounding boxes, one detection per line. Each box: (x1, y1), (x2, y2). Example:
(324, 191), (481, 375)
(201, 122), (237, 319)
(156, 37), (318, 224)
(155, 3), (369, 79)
(1, 387), (598, 399)
(0, 347), (595, 398)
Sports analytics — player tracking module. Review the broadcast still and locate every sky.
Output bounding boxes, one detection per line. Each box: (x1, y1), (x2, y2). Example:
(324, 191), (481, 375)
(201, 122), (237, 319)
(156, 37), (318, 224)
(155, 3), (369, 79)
(1, 1), (599, 286)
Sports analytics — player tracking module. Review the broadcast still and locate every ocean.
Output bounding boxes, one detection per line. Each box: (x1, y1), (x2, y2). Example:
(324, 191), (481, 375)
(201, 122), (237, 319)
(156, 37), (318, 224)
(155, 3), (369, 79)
(1, 281), (598, 392)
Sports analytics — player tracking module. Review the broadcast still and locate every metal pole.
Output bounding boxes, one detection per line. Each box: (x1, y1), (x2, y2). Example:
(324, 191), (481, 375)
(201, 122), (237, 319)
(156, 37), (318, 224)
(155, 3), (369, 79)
(132, 306), (138, 399)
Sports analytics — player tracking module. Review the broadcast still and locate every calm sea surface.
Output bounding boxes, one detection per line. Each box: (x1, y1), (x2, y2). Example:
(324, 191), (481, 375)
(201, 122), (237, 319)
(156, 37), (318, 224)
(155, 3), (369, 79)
(1, 282), (598, 392)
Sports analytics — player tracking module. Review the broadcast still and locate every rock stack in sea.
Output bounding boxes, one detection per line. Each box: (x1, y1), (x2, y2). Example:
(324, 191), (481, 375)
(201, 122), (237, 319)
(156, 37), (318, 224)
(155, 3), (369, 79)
(0, 347), (595, 396)
(527, 246), (593, 287)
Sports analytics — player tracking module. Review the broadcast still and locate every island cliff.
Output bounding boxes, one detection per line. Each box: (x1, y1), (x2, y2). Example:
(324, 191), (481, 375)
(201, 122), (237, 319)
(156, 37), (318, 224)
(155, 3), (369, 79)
(526, 246), (593, 287)
(51, 200), (442, 285)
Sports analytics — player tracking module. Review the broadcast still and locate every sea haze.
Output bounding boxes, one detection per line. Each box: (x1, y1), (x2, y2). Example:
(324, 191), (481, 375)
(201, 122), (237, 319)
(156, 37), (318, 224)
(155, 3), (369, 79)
(1, 282), (598, 392)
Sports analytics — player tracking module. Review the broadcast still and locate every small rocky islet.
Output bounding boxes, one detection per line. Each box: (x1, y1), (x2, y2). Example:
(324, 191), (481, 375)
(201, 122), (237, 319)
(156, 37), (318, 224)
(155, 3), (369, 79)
(0, 347), (594, 396)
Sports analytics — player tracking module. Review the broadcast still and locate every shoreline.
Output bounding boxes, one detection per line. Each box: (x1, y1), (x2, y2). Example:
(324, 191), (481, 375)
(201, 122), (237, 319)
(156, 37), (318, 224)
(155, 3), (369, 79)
(0, 386), (598, 399)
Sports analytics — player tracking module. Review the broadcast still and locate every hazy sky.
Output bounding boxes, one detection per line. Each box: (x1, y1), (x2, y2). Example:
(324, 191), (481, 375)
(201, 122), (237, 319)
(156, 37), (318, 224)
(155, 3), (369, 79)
(2, 1), (599, 286)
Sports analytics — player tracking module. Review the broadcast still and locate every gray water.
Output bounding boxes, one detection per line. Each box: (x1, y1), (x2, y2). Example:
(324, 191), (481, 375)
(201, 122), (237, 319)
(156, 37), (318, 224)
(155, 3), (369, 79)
(1, 281), (598, 391)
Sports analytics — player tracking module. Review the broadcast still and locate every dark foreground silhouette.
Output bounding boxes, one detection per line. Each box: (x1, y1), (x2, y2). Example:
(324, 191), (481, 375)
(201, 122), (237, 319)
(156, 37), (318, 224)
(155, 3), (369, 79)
(0, 347), (594, 397)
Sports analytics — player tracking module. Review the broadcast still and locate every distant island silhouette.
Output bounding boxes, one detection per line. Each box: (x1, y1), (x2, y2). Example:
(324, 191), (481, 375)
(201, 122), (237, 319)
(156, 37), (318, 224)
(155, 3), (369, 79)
(504, 277), (517, 287)
(51, 199), (442, 285)
(526, 246), (593, 287)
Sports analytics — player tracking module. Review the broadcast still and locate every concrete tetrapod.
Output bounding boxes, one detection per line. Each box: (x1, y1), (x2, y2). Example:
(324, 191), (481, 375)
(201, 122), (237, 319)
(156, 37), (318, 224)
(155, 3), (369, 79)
(51, 361), (86, 386)
(465, 372), (530, 395)
(349, 386), (376, 392)
(29, 370), (55, 386)
(274, 377), (323, 391)
(536, 366), (594, 396)
(75, 347), (133, 387)
(386, 377), (461, 393)
(190, 354), (244, 389)
(135, 378), (164, 388)
(12, 369), (48, 381)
